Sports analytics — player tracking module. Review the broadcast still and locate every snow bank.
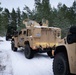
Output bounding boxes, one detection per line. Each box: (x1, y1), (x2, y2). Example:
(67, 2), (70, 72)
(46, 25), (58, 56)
(0, 37), (5, 42)
(0, 37), (13, 75)
(0, 51), (13, 75)
(0, 37), (54, 75)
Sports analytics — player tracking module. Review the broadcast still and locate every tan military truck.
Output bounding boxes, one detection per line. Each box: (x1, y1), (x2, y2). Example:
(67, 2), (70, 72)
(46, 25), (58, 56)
(11, 19), (61, 59)
(53, 26), (76, 75)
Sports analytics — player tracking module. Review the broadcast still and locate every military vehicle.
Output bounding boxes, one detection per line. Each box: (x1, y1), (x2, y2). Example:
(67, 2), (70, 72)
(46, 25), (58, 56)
(11, 19), (61, 59)
(53, 26), (76, 75)
(6, 26), (16, 41)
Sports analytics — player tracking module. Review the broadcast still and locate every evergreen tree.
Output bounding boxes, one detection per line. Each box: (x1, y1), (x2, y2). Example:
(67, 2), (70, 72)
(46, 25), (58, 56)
(53, 3), (70, 38)
(41, 0), (51, 18)
(2, 8), (10, 30)
(0, 0), (75, 37)
(34, 0), (53, 26)
(67, 7), (75, 25)
(66, 1), (76, 26)
(17, 11), (26, 31)
(72, 1), (76, 25)
(16, 7), (21, 26)
(34, 0), (42, 21)
(11, 8), (17, 30)
(23, 5), (34, 20)
(0, 2), (3, 35)
(21, 11), (27, 20)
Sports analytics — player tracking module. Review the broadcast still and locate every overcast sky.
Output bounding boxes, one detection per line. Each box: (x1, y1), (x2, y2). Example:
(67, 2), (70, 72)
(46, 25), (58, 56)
(0, 0), (75, 12)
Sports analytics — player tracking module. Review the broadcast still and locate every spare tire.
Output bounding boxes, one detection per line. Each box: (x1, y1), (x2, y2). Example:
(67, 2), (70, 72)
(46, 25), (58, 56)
(69, 26), (76, 34)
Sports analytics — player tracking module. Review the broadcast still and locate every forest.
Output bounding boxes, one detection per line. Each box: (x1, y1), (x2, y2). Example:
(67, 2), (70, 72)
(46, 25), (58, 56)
(0, 0), (76, 37)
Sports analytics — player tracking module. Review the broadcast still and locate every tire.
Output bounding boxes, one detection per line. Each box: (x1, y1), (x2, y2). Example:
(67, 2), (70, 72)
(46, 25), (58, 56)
(47, 50), (54, 58)
(53, 53), (70, 75)
(69, 26), (76, 34)
(11, 41), (17, 52)
(24, 45), (34, 59)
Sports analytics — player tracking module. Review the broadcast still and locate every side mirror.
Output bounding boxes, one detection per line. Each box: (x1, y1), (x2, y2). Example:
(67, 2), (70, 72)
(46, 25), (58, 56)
(67, 26), (76, 44)
(14, 31), (18, 37)
(67, 34), (76, 44)
(19, 31), (22, 35)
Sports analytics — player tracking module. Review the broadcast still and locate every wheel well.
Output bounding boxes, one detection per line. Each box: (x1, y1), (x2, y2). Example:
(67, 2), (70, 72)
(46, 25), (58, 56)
(54, 46), (68, 57)
(24, 41), (30, 46)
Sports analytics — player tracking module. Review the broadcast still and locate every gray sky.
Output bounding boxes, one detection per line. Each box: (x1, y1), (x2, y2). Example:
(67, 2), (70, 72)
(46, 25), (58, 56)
(0, 0), (75, 12)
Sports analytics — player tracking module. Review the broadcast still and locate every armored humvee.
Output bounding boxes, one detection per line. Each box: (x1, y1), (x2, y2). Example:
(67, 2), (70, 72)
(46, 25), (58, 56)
(11, 19), (61, 59)
(53, 26), (76, 75)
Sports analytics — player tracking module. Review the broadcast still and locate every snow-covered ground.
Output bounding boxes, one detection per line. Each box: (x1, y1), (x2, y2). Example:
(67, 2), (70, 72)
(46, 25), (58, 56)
(0, 37), (54, 75)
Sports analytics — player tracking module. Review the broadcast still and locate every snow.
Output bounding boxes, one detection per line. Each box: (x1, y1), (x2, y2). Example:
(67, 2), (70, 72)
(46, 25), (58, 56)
(0, 37), (54, 75)
(0, 37), (13, 75)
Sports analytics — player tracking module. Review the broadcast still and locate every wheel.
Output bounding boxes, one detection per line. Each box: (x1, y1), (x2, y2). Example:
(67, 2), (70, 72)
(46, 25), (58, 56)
(47, 50), (54, 58)
(69, 26), (76, 34)
(11, 41), (17, 51)
(53, 53), (70, 75)
(24, 45), (34, 59)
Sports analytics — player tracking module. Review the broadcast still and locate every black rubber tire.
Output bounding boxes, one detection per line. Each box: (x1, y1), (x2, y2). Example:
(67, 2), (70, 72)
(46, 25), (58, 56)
(11, 41), (17, 52)
(67, 34), (76, 44)
(24, 45), (34, 59)
(53, 53), (70, 75)
(69, 26), (76, 34)
(47, 50), (54, 58)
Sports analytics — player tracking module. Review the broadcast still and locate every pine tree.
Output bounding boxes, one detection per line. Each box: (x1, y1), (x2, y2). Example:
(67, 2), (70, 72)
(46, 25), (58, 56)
(0, 2), (3, 35)
(17, 7), (21, 26)
(72, 1), (76, 25)
(21, 11), (27, 20)
(11, 8), (17, 30)
(34, 0), (42, 21)
(34, 0), (53, 25)
(53, 3), (70, 38)
(2, 8), (10, 29)
(17, 10), (26, 31)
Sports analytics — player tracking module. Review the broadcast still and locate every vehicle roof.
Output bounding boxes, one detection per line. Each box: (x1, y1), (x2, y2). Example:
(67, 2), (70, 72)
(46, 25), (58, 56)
(34, 26), (61, 30)
(21, 26), (61, 31)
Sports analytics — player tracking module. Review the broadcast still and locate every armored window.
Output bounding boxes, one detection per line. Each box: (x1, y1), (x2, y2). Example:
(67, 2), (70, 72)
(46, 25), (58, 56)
(27, 29), (31, 36)
(19, 31), (22, 35)
(58, 32), (61, 37)
(23, 31), (26, 34)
